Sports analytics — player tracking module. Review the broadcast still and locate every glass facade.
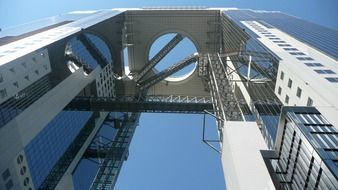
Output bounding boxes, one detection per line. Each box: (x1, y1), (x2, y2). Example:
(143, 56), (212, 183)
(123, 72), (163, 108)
(222, 9), (338, 149)
(225, 9), (338, 60)
(72, 112), (122, 190)
(1, 8), (335, 190)
(0, 11), (99, 38)
(273, 107), (337, 189)
(72, 159), (99, 190)
(25, 111), (92, 188)
(222, 12), (282, 147)
(0, 75), (52, 128)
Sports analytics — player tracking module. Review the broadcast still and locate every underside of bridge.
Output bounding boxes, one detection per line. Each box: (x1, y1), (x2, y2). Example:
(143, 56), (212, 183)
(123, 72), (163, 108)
(57, 9), (282, 190)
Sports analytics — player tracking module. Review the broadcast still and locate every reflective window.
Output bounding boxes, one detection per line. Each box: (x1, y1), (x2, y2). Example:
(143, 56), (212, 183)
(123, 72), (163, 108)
(0, 76), (52, 128)
(304, 63), (323, 67)
(325, 77), (338, 82)
(25, 111), (92, 188)
(226, 10), (338, 60)
(296, 57), (314, 61)
(289, 52), (305, 55)
(278, 44), (291, 47)
(284, 48), (298, 51)
(280, 71), (284, 80)
(278, 86), (282, 95)
(314, 69), (336, 74)
(273, 41), (286, 43)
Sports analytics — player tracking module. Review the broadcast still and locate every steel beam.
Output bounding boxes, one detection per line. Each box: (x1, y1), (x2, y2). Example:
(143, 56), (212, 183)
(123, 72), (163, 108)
(236, 55), (277, 80)
(208, 53), (243, 121)
(133, 34), (184, 82)
(39, 114), (98, 190)
(90, 113), (139, 190)
(139, 53), (198, 90)
(77, 33), (110, 68)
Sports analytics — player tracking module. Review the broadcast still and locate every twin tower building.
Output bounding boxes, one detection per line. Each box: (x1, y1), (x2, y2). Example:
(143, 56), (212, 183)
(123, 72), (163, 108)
(0, 8), (337, 190)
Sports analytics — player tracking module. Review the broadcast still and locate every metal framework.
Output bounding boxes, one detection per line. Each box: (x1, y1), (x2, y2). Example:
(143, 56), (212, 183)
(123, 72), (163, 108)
(63, 12), (284, 190)
(77, 33), (110, 68)
(207, 53), (243, 121)
(133, 34), (184, 82)
(90, 113), (140, 190)
(39, 114), (98, 190)
(65, 95), (213, 114)
(138, 53), (198, 90)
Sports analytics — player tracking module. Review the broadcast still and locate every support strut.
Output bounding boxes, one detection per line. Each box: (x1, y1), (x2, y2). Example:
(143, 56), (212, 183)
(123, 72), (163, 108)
(134, 34), (184, 82)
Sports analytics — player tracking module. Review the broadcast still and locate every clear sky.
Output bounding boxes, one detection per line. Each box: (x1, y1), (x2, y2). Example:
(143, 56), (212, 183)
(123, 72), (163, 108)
(1, 1), (337, 190)
(1, 0), (337, 29)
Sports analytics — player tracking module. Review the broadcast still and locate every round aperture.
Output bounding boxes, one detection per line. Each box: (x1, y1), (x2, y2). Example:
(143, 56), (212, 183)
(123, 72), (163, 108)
(148, 32), (198, 81)
(65, 33), (112, 76)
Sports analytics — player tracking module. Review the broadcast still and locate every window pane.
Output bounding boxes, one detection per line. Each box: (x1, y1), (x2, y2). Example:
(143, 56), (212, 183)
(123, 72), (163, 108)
(284, 48), (298, 51)
(288, 79), (292, 88)
(297, 57), (314, 61)
(296, 87), (302, 98)
(314, 69), (336, 74)
(304, 63), (323, 67)
(325, 77), (338, 82)
(278, 44), (291, 47)
(290, 52), (305, 55)
(2, 169), (10, 180)
(285, 95), (289, 104)
(307, 98), (313, 106)
(280, 71), (284, 80)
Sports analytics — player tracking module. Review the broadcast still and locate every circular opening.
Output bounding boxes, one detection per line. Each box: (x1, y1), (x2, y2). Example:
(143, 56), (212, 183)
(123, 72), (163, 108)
(64, 33), (113, 75)
(148, 32), (198, 82)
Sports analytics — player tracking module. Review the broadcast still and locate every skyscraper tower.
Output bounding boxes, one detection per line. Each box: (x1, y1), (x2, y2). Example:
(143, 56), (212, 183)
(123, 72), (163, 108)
(0, 8), (337, 190)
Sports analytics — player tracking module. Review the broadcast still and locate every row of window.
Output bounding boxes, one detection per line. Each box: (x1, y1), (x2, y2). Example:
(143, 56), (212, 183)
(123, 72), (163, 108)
(277, 37), (338, 83)
(0, 68), (47, 101)
(97, 64), (115, 97)
(25, 111), (92, 188)
(0, 75), (52, 128)
(0, 28), (70, 58)
(247, 22), (315, 106)
(2, 168), (13, 190)
(247, 21), (268, 33)
(1, 52), (49, 103)
(253, 22), (338, 83)
(248, 21), (338, 86)
(279, 71), (313, 106)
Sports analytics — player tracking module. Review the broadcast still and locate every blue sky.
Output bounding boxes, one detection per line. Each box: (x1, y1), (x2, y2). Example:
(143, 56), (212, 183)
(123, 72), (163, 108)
(1, 1), (337, 190)
(149, 33), (197, 78)
(1, 0), (337, 29)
